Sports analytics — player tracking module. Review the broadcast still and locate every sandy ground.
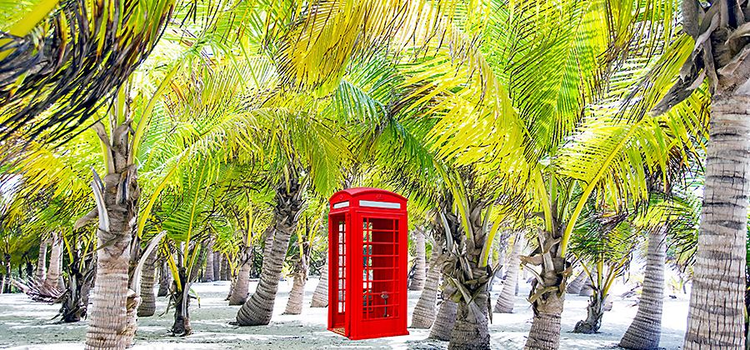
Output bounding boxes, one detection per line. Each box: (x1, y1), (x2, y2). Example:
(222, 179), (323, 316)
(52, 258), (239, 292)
(0, 277), (688, 349)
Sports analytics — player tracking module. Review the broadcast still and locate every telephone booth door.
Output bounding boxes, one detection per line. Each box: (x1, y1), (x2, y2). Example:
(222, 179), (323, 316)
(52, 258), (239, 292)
(329, 213), (349, 336)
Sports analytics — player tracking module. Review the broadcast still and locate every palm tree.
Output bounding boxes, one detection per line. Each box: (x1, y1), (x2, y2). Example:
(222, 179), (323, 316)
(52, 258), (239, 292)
(494, 233), (523, 313)
(619, 226), (666, 349)
(34, 237), (47, 284)
(137, 250), (158, 317)
(44, 232), (63, 290)
(649, 2), (750, 347)
(409, 228), (427, 291)
(236, 175), (306, 325)
(283, 212), (322, 315)
(411, 225), (447, 328)
(310, 252), (329, 308)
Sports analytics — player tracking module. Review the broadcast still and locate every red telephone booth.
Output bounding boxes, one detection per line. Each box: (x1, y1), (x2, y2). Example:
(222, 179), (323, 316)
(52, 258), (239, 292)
(327, 188), (409, 340)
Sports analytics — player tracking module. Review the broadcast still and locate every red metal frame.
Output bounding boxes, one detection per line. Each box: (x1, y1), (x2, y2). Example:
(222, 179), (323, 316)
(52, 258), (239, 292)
(327, 188), (409, 340)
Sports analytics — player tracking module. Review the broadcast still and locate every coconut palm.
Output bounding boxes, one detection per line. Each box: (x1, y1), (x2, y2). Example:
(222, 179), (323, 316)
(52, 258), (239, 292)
(409, 227), (427, 291)
(283, 213), (322, 315)
(569, 206), (637, 334)
(646, 2), (750, 347)
(494, 233), (523, 314)
(310, 253), (329, 308)
(411, 223), (447, 328)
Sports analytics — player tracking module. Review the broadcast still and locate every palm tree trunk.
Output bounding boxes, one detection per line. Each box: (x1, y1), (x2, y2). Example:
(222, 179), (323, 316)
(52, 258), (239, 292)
(137, 250), (157, 317)
(310, 253), (329, 308)
(411, 248), (444, 328)
(683, 94), (750, 349)
(229, 230), (254, 306)
(35, 238), (48, 284)
(620, 226), (666, 349)
(409, 228), (426, 291)
(574, 288), (604, 334)
(213, 252), (221, 281)
(85, 163), (139, 349)
(171, 268), (192, 336)
(220, 254), (229, 281)
(158, 260), (171, 297)
(429, 286), (458, 341)
(236, 178), (304, 326)
(45, 233), (62, 290)
(524, 229), (567, 350)
(204, 242), (215, 282)
(495, 235), (522, 313)
(566, 271), (587, 294)
(283, 260), (307, 315)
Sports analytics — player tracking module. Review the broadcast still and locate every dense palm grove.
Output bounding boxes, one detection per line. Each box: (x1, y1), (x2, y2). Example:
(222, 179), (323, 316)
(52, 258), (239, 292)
(0, 0), (749, 349)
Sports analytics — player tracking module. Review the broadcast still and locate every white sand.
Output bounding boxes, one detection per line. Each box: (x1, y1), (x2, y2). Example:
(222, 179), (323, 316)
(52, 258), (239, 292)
(0, 277), (688, 349)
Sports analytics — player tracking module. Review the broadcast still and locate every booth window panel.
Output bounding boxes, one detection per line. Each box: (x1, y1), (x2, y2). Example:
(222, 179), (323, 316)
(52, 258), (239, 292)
(362, 217), (399, 320)
(337, 219), (347, 314)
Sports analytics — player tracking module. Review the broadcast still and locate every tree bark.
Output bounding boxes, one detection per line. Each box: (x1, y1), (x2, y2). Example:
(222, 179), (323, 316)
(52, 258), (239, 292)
(409, 228), (426, 291)
(204, 242), (215, 282)
(683, 94), (750, 350)
(310, 253), (329, 308)
(220, 253), (230, 281)
(35, 238), (48, 284)
(171, 268), (192, 336)
(158, 260), (171, 297)
(620, 226), (666, 349)
(213, 252), (221, 281)
(229, 229), (254, 306)
(137, 250), (157, 317)
(566, 271), (587, 294)
(495, 235), (522, 313)
(45, 233), (63, 290)
(411, 248), (444, 328)
(574, 289), (604, 334)
(236, 178), (304, 326)
(429, 288), (457, 341)
(85, 162), (139, 349)
(282, 261), (307, 315)
(524, 228), (568, 350)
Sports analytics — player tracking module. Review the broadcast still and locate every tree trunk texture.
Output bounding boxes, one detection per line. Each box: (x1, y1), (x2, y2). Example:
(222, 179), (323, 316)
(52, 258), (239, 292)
(445, 201), (494, 350)
(220, 254), (230, 281)
(409, 229), (426, 291)
(171, 268), (192, 336)
(566, 271), (587, 294)
(204, 242), (215, 282)
(229, 231), (254, 306)
(620, 226), (666, 349)
(213, 252), (221, 281)
(236, 178), (304, 326)
(45, 233), (63, 290)
(137, 251), (157, 317)
(310, 253), (329, 308)
(525, 291), (564, 350)
(495, 235), (522, 313)
(450, 297), (490, 350)
(283, 260), (307, 315)
(429, 289), (458, 341)
(524, 228), (568, 350)
(35, 238), (48, 284)
(411, 249), (444, 328)
(683, 94), (750, 349)
(84, 159), (139, 349)
(574, 290), (604, 334)
(158, 260), (171, 297)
